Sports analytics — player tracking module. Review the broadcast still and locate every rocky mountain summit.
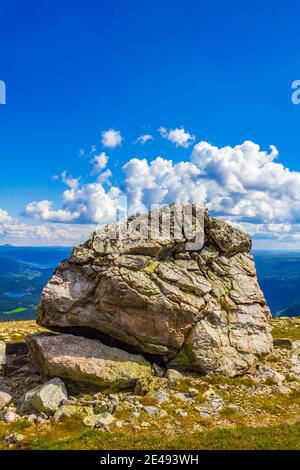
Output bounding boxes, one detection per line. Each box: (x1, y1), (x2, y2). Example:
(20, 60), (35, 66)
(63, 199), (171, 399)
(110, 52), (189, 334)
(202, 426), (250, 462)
(31, 203), (272, 383)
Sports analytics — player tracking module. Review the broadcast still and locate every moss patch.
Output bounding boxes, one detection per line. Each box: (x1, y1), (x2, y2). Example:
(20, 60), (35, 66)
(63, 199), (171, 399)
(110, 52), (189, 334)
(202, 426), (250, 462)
(144, 260), (159, 273)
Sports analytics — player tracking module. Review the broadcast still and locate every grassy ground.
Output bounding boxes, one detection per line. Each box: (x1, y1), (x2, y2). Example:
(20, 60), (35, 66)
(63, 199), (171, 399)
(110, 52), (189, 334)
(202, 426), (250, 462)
(271, 317), (300, 341)
(0, 319), (48, 343)
(1, 418), (300, 450)
(1, 318), (300, 450)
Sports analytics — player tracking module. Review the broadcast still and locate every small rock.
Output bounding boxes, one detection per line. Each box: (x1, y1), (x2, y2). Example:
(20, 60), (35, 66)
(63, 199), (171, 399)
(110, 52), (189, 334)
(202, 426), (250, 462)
(198, 392), (223, 417)
(174, 392), (193, 403)
(188, 387), (199, 397)
(144, 406), (159, 415)
(125, 395), (139, 404)
(149, 390), (169, 404)
(36, 416), (47, 424)
(226, 404), (240, 412)
(82, 414), (97, 427)
(135, 404), (144, 410)
(277, 385), (292, 395)
(176, 409), (188, 417)
(4, 410), (20, 423)
(289, 381), (300, 391)
(108, 394), (119, 404)
(152, 363), (164, 377)
(255, 366), (285, 385)
(132, 425), (141, 431)
(211, 397), (223, 412)
(203, 387), (218, 399)
(4, 433), (24, 444)
(292, 340), (300, 350)
(0, 341), (6, 370)
(0, 391), (12, 410)
(83, 412), (115, 428)
(198, 407), (213, 418)
(53, 408), (69, 422)
(166, 369), (183, 380)
(24, 378), (68, 416)
(27, 414), (38, 423)
(115, 420), (124, 428)
(290, 365), (300, 378)
(140, 421), (150, 427)
(291, 352), (300, 364)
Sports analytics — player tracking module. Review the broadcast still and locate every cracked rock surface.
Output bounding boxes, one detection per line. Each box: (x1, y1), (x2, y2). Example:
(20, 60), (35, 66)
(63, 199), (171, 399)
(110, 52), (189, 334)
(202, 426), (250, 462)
(36, 204), (273, 377)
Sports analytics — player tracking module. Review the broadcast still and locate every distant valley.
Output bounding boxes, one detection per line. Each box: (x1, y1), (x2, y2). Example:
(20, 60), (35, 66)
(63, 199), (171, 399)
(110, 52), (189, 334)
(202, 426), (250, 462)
(0, 246), (300, 321)
(254, 251), (300, 317)
(0, 245), (72, 321)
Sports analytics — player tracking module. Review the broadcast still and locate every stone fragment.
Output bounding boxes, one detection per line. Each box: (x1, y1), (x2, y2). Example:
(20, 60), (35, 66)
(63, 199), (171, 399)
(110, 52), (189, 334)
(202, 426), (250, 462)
(0, 391), (12, 410)
(143, 406), (159, 415)
(4, 433), (24, 444)
(3, 411), (20, 423)
(166, 369), (183, 380)
(0, 341), (6, 374)
(149, 390), (169, 404)
(255, 366), (285, 385)
(152, 363), (164, 377)
(24, 378), (68, 415)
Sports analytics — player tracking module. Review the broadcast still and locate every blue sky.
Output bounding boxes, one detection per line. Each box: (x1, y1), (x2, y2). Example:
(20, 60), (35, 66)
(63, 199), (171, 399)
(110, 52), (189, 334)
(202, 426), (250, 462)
(1, 0), (300, 247)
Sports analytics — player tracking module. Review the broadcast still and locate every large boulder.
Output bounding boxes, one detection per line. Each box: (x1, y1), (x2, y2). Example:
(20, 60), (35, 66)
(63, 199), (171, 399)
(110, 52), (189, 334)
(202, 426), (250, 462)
(36, 204), (273, 377)
(26, 333), (152, 391)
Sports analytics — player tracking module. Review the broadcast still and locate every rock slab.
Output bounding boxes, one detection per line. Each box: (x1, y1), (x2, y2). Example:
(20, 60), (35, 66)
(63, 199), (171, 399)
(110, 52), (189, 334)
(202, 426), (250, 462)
(26, 333), (152, 391)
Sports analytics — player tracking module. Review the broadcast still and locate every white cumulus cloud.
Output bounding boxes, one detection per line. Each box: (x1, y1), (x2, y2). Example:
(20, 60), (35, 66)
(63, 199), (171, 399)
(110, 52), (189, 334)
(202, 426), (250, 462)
(24, 183), (122, 225)
(123, 156), (205, 214)
(0, 209), (12, 224)
(159, 126), (196, 148)
(97, 169), (112, 184)
(90, 152), (109, 175)
(101, 129), (123, 148)
(0, 208), (95, 246)
(19, 136), (300, 248)
(134, 134), (153, 145)
(61, 171), (80, 189)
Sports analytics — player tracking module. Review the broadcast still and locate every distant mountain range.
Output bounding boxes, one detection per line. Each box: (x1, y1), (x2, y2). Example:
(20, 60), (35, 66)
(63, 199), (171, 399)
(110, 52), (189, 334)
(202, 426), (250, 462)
(0, 246), (300, 321)
(254, 251), (300, 317)
(0, 245), (72, 321)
